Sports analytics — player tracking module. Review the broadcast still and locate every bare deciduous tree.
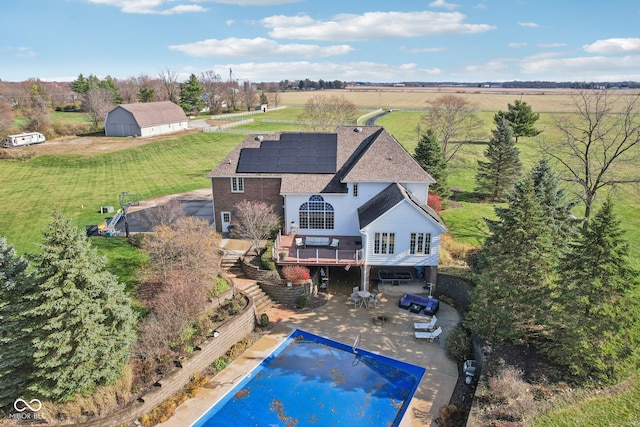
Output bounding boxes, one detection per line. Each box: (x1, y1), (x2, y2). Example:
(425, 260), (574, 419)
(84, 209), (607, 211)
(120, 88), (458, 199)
(240, 80), (257, 112)
(200, 70), (223, 114)
(83, 86), (116, 128)
(419, 94), (483, 161)
(302, 95), (357, 132)
(542, 89), (640, 223)
(140, 199), (186, 230)
(158, 68), (180, 103)
(0, 100), (14, 135)
(142, 216), (221, 282)
(230, 200), (281, 255)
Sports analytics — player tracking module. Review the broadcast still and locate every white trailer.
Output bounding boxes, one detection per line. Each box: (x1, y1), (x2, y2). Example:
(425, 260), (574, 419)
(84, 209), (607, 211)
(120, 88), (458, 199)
(2, 132), (46, 148)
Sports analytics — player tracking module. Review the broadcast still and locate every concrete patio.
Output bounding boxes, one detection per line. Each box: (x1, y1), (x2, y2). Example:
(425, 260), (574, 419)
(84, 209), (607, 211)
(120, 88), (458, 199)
(161, 279), (460, 427)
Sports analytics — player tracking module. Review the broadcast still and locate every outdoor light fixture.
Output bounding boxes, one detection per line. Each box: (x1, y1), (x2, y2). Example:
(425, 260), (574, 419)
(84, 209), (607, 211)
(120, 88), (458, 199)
(212, 330), (220, 338)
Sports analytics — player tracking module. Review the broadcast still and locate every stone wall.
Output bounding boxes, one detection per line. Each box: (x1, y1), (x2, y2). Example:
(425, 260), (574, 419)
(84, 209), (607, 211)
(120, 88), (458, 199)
(69, 290), (256, 427)
(258, 281), (317, 306)
(240, 257), (281, 283)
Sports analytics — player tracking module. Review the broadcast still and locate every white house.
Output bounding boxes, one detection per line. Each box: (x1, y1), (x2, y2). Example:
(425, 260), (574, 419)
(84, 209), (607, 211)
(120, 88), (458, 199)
(104, 101), (188, 137)
(207, 126), (447, 288)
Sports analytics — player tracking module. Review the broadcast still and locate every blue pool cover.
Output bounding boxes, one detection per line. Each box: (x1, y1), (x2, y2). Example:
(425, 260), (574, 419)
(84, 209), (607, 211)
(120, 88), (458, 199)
(192, 329), (426, 427)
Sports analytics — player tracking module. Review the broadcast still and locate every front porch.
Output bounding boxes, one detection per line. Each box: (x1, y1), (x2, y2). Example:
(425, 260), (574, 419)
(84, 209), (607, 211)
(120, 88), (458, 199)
(274, 233), (363, 266)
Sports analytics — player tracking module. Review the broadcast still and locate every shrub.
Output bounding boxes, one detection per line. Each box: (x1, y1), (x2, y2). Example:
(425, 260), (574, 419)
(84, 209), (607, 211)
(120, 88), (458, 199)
(282, 265), (311, 283)
(299, 294), (308, 308)
(428, 193), (441, 213)
(435, 404), (463, 427)
(261, 242), (277, 270)
(445, 325), (473, 362)
(260, 313), (269, 327)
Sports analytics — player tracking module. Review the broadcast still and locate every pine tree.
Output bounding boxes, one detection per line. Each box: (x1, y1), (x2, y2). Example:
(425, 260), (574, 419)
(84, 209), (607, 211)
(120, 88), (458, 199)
(179, 73), (205, 116)
(0, 238), (35, 408)
(494, 99), (541, 143)
(475, 117), (522, 200)
(545, 199), (640, 384)
(413, 129), (450, 199)
(26, 212), (137, 401)
(465, 178), (555, 343)
(530, 158), (580, 249)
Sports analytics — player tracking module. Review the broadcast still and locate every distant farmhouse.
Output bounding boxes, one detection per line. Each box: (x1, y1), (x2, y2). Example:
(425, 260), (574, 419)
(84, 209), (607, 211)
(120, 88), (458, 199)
(207, 126), (447, 288)
(104, 101), (188, 137)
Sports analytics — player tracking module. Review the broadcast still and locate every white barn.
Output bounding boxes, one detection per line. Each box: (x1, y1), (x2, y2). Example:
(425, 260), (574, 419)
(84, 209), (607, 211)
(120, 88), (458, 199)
(104, 101), (188, 137)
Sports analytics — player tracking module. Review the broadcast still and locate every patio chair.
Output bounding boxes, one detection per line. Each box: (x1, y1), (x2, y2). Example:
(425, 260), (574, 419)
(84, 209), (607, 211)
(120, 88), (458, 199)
(368, 290), (379, 308)
(414, 326), (442, 342)
(348, 293), (361, 309)
(413, 316), (437, 332)
(353, 286), (360, 294)
(329, 238), (339, 248)
(295, 237), (305, 248)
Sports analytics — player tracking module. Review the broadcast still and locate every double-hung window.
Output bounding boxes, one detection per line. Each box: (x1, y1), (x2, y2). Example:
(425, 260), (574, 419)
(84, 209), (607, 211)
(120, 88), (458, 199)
(231, 177), (244, 193)
(409, 232), (431, 254)
(373, 232), (395, 254)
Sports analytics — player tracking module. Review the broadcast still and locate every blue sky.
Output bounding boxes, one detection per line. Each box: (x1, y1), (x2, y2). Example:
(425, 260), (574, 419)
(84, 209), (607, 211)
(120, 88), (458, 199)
(2, 0), (640, 83)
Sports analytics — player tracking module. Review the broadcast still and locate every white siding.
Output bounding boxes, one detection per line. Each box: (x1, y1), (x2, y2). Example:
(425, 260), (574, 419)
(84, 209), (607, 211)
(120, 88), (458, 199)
(282, 182), (429, 236)
(360, 201), (442, 267)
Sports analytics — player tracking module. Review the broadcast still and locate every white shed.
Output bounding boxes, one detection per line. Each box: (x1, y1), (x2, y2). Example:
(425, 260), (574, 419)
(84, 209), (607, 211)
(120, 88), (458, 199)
(104, 101), (188, 137)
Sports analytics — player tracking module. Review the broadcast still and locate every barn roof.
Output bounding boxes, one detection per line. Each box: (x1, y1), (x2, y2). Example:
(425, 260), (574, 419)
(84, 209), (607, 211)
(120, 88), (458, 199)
(115, 101), (187, 127)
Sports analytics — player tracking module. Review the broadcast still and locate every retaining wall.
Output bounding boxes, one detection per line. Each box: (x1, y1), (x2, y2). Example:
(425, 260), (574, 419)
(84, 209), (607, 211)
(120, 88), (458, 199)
(258, 281), (317, 306)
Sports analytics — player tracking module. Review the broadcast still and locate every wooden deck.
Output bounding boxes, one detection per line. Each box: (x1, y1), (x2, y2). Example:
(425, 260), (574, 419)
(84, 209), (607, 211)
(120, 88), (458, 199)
(274, 234), (363, 266)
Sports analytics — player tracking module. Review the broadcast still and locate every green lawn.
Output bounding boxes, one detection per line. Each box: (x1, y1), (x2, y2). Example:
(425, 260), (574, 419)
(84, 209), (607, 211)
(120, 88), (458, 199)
(0, 132), (241, 254)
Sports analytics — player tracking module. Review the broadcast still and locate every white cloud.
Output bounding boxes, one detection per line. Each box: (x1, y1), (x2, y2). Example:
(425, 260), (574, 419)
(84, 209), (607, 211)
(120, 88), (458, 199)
(159, 5), (207, 14)
(402, 46), (446, 53)
(429, 0), (459, 10)
(87, 0), (299, 14)
(465, 60), (509, 73)
(15, 47), (38, 58)
(211, 61), (442, 82)
(87, 0), (206, 14)
(520, 53), (640, 80)
(583, 38), (640, 54)
(262, 11), (495, 41)
(518, 22), (540, 28)
(168, 37), (354, 58)
(508, 42), (527, 48)
(537, 43), (566, 48)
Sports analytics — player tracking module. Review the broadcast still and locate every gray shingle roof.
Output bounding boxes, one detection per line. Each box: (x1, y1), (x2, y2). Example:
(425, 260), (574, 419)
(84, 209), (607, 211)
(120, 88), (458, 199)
(357, 183), (447, 230)
(207, 126), (435, 194)
(116, 101), (187, 127)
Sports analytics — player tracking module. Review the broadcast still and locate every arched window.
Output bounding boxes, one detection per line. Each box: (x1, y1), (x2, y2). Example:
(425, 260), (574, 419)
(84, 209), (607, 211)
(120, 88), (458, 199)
(299, 195), (334, 229)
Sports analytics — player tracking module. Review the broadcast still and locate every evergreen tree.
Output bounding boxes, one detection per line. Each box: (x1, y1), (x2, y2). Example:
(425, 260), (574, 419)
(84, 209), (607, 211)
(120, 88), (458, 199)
(26, 212), (136, 401)
(0, 238), (35, 408)
(179, 73), (205, 116)
(530, 158), (580, 249)
(413, 129), (450, 198)
(465, 178), (555, 343)
(494, 99), (541, 143)
(544, 199), (640, 385)
(475, 117), (522, 200)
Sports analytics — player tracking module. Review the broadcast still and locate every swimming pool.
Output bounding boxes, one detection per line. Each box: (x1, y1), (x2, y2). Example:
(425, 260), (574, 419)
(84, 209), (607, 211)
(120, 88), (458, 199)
(192, 329), (426, 427)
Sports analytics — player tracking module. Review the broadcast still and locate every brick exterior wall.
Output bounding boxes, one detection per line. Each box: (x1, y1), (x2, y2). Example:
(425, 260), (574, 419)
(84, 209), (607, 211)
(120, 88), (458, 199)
(211, 177), (284, 233)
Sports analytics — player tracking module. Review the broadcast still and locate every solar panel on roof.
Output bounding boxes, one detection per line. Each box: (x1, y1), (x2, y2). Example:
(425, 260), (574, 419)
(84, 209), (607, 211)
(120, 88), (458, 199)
(236, 134), (337, 173)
